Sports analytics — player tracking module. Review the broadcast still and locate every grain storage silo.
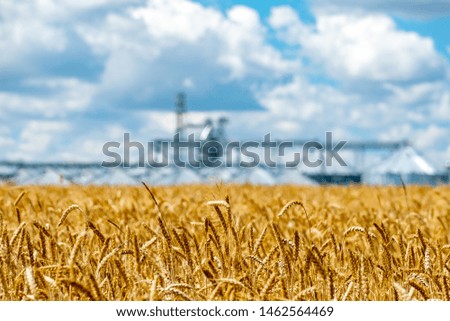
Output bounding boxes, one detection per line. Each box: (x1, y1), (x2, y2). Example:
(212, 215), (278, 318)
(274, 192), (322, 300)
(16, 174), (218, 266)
(363, 146), (437, 185)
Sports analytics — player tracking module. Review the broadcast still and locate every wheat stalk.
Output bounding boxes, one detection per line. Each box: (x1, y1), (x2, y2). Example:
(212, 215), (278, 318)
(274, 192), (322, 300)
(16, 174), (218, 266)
(87, 221), (105, 243)
(344, 226), (365, 237)
(57, 205), (84, 227)
(68, 231), (86, 267)
(9, 222), (27, 248)
(25, 266), (37, 297)
(96, 242), (125, 277)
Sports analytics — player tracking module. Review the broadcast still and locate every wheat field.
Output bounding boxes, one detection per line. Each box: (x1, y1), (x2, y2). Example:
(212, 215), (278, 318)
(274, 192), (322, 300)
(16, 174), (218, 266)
(0, 184), (449, 301)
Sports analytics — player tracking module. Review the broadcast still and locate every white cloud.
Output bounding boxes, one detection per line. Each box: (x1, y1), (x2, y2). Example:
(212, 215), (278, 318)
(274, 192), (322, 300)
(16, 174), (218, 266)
(0, 127), (14, 148)
(257, 76), (352, 120)
(131, 0), (222, 43)
(0, 1), (75, 68)
(0, 137), (14, 148)
(385, 81), (450, 123)
(445, 146), (450, 164)
(8, 121), (70, 160)
(268, 6), (310, 45)
(413, 125), (447, 150)
(0, 2), (67, 70)
(182, 78), (195, 89)
(139, 112), (178, 137)
(219, 5), (296, 79)
(384, 82), (439, 106)
(378, 123), (413, 142)
(270, 10), (446, 83)
(269, 6), (302, 30)
(0, 78), (95, 117)
(0, 0), (146, 77)
(432, 91), (450, 121)
(77, 0), (296, 105)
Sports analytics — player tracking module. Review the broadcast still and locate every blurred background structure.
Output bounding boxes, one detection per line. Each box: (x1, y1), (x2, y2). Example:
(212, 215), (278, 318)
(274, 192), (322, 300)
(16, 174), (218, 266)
(1, 1), (449, 185)
(1, 93), (447, 186)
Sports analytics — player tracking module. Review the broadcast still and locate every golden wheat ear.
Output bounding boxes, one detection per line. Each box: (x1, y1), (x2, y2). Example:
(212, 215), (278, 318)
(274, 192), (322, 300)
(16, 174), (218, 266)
(57, 204), (84, 227)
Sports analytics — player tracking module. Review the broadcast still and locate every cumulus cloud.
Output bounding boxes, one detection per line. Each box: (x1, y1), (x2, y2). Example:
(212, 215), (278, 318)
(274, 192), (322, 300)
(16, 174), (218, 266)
(75, 0), (297, 111)
(268, 6), (310, 44)
(0, 78), (95, 118)
(269, 8), (447, 83)
(0, 1), (67, 72)
(7, 121), (71, 161)
(432, 91), (450, 121)
(413, 125), (448, 150)
(307, 15), (445, 82)
(0, 126), (14, 149)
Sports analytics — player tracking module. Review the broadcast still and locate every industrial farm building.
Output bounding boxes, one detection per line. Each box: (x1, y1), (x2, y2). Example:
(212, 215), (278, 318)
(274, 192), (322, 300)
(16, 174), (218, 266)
(0, 143), (448, 186)
(1, 94), (449, 186)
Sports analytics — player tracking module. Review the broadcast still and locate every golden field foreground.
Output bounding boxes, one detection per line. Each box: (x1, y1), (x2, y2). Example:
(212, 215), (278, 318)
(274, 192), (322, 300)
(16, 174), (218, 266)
(0, 184), (449, 301)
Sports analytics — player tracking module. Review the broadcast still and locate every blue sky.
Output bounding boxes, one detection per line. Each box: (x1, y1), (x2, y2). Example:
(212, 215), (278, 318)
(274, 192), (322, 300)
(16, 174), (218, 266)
(0, 0), (449, 169)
